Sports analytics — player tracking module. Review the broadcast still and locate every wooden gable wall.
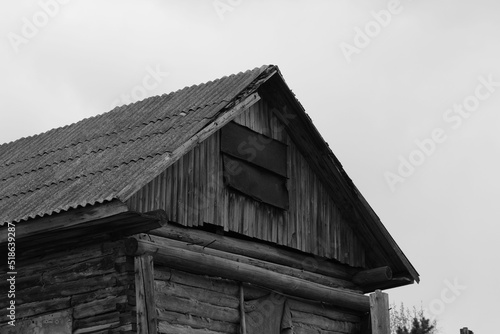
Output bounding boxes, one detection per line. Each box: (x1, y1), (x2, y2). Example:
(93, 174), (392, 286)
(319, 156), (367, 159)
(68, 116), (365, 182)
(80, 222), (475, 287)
(126, 99), (365, 267)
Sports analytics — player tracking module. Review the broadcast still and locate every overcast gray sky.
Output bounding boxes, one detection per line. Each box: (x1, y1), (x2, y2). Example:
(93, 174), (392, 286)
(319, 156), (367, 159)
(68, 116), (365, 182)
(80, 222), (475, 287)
(1, 1), (499, 333)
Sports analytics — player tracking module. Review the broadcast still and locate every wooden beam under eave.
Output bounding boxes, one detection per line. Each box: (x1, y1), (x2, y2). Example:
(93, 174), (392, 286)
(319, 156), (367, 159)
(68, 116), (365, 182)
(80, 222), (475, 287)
(125, 238), (370, 312)
(0, 199), (129, 244)
(353, 267), (392, 286)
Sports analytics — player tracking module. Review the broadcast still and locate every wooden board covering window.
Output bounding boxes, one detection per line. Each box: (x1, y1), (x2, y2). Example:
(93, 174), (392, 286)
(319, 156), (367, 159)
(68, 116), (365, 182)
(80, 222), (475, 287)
(222, 155), (288, 209)
(221, 122), (288, 209)
(221, 121), (287, 177)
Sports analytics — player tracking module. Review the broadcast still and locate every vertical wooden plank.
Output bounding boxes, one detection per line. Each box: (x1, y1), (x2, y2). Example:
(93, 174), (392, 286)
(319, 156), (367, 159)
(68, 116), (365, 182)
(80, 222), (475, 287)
(187, 149), (195, 227)
(138, 186), (145, 213)
(171, 158), (178, 222)
(166, 165), (172, 221)
(181, 154), (189, 226)
(154, 170), (160, 210)
(369, 290), (390, 334)
(271, 205), (277, 244)
(162, 170), (168, 217)
(214, 131), (221, 226)
(192, 147), (199, 226)
(239, 284), (247, 334)
(290, 138), (297, 249)
(321, 192), (328, 258)
(205, 134), (213, 224)
(135, 255), (157, 334)
(145, 177), (152, 212)
(182, 154), (189, 226)
(195, 137), (203, 226)
(158, 170), (165, 215)
(302, 157), (309, 253)
(312, 176), (318, 255)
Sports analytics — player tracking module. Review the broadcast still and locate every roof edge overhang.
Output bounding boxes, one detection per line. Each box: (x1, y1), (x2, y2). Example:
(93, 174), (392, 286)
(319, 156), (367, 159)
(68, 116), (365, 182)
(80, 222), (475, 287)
(0, 199), (167, 258)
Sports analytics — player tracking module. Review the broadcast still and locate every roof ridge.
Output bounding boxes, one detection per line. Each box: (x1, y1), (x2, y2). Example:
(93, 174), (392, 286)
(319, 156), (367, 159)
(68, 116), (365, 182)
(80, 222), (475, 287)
(0, 150), (170, 201)
(159, 66), (268, 101)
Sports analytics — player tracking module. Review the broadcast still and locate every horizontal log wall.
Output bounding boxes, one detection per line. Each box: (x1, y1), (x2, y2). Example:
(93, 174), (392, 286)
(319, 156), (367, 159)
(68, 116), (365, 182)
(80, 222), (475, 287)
(155, 266), (241, 334)
(0, 241), (136, 333)
(127, 99), (365, 267)
(138, 234), (358, 291)
(128, 237), (369, 312)
(149, 224), (356, 281)
(154, 266), (363, 334)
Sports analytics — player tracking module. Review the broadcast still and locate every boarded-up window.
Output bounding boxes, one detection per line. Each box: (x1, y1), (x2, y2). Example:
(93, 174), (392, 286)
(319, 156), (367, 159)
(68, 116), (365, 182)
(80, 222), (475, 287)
(221, 122), (288, 209)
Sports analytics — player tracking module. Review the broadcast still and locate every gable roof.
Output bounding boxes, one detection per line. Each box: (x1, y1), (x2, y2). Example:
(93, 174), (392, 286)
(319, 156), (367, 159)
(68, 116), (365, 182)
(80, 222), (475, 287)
(0, 65), (419, 285)
(0, 65), (274, 224)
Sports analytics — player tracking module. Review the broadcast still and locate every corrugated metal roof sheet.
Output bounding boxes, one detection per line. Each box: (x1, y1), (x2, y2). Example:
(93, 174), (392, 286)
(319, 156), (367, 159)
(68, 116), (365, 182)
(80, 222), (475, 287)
(0, 65), (274, 224)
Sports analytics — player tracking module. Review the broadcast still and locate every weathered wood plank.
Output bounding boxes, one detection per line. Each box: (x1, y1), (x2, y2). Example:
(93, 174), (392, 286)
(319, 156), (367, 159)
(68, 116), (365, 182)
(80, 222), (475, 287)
(0, 240), (123, 277)
(135, 255), (157, 334)
(155, 280), (239, 308)
(155, 266), (239, 296)
(73, 311), (121, 333)
(14, 274), (117, 305)
(287, 299), (361, 323)
(293, 323), (354, 334)
(158, 322), (230, 334)
(239, 285), (247, 334)
(156, 294), (239, 323)
(156, 310), (238, 333)
(292, 310), (357, 332)
(0, 297), (71, 320)
(73, 295), (127, 319)
(71, 286), (127, 306)
(370, 290), (390, 334)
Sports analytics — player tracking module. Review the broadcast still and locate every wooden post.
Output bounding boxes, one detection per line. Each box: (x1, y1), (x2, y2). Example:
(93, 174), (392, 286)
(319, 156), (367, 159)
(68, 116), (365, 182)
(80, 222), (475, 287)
(135, 254), (157, 334)
(240, 284), (247, 334)
(369, 290), (390, 334)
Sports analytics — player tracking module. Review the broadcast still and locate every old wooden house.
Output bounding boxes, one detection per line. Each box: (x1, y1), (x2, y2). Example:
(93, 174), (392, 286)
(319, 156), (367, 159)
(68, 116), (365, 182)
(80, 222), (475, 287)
(0, 65), (419, 334)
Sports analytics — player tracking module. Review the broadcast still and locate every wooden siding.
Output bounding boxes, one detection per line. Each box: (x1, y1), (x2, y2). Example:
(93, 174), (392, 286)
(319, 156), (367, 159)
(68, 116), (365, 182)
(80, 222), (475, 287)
(154, 266), (362, 334)
(127, 99), (365, 267)
(0, 241), (136, 333)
